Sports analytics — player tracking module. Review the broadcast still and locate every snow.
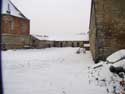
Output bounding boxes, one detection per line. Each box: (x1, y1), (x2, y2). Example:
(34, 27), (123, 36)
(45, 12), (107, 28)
(89, 61), (125, 94)
(32, 35), (49, 40)
(2, 0), (26, 18)
(89, 50), (125, 94)
(32, 33), (89, 41)
(106, 49), (125, 63)
(2, 47), (106, 94)
(84, 44), (90, 47)
(49, 34), (88, 41)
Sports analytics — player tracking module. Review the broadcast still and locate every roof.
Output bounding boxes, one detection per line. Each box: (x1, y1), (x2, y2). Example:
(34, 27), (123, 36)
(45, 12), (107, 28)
(49, 34), (89, 41)
(2, 0), (27, 19)
(32, 33), (89, 41)
(31, 35), (49, 41)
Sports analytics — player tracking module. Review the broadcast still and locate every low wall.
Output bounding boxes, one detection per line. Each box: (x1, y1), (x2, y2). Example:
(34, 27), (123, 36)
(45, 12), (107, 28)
(1, 34), (32, 50)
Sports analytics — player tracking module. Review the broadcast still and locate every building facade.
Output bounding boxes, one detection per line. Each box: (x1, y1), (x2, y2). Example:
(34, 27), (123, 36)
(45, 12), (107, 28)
(89, 0), (125, 63)
(51, 41), (89, 49)
(31, 34), (90, 49)
(1, 0), (30, 50)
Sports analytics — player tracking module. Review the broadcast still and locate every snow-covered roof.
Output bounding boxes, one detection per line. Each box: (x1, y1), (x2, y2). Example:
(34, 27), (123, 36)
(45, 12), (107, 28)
(48, 34), (89, 41)
(2, 0), (27, 19)
(32, 34), (89, 41)
(32, 35), (49, 41)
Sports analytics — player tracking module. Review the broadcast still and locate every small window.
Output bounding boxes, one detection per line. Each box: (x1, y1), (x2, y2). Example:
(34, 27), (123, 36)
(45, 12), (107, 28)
(72, 43), (74, 47)
(60, 42), (63, 47)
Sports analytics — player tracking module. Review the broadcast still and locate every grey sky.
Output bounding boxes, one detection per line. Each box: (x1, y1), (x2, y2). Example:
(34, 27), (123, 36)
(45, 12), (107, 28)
(11, 0), (91, 35)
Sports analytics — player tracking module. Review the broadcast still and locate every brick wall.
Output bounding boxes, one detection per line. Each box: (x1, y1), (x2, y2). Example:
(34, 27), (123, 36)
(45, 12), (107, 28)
(1, 14), (30, 35)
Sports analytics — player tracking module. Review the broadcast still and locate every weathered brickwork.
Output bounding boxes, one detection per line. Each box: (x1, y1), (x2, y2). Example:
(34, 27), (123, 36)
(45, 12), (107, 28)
(89, 0), (125, 63)
(1, 14), (30, 35)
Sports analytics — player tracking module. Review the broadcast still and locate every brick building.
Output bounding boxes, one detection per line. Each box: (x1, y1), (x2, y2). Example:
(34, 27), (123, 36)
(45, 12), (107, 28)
(2, 0), (30, 35)
(1, 0), (31, 49)
(89, 0), (125, 63)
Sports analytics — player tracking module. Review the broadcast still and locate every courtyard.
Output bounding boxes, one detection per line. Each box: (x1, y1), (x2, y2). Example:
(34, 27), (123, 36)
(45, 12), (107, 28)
(2, 48), (106, 94)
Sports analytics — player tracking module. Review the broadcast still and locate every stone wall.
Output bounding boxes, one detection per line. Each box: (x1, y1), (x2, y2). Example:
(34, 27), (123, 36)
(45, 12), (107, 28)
(2, 34), (50, 50)
(89, 0), (125, 63)
(1, 34), (32, 50)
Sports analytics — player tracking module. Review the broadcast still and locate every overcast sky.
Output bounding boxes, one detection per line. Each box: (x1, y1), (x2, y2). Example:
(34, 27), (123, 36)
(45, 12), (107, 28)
(11, 0), (91, 35)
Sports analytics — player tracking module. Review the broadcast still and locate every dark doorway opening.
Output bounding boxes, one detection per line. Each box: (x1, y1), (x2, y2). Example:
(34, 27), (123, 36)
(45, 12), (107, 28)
(72, 43), (74, 47)
(60, 42), (63, 47)
(77, 42), (80, 47)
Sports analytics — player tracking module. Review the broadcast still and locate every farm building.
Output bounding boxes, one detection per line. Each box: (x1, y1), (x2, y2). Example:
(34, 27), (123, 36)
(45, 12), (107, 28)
(49, 34), (89, 49)
(31, 35), (50, 48)
(32, 34), (90, 50)
(89, 0), (125, 63)
(1, 0), (31, 50)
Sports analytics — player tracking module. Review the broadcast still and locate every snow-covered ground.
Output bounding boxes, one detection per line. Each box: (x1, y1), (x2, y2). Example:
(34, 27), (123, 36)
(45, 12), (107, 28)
(89, 49), (125, 94)
(2, 47), (106, 94)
